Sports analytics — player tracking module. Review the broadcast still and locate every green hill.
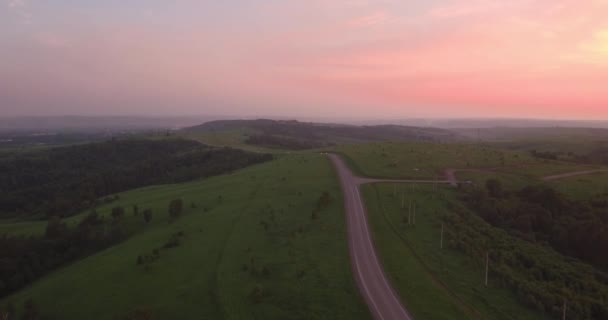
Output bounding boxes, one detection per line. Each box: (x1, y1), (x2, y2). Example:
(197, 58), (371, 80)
(182, 119), (460, 150)
(0, 154), (370, 320)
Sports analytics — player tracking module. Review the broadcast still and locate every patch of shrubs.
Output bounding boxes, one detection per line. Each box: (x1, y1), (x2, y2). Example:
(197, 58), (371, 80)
(136, 231), (186, 269)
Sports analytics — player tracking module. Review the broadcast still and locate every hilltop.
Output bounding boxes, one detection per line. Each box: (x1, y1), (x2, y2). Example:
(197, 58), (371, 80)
(182, 119), (460, 150)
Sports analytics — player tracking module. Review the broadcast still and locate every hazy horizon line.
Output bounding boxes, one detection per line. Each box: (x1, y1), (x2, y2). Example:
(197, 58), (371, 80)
(2, 114), (608, 122)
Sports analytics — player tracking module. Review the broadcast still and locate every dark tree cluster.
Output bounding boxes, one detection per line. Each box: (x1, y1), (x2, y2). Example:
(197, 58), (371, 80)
(0, 212), (124, 299)
(463, 181), (608, 270)
(168, 199), (183, 221)
(530, 149), (559, 160)
(443, 200), (608, 319)
(0, 139), (273, 218)
(316, 192), (331, 209)
(136, 231), (186, 270)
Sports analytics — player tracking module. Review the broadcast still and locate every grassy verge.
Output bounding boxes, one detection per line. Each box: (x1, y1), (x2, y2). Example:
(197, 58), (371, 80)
(1, 154), (370, 320)
(361, 183), (547, 320)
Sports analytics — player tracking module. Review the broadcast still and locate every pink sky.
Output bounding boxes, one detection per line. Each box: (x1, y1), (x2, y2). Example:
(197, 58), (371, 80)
(1, 0), (608, 119)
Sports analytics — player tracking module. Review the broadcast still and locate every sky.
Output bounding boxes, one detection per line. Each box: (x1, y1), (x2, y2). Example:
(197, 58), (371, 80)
(1, 0), (608, 120)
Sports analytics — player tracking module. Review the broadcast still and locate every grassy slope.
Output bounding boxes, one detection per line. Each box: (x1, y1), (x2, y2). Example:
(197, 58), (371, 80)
(548, 171), (608, 200)
(1, 154), (370, 320)
(362, 184), (547, 320)
(337, 142), (608, 179)
(179, 129), (285, 153)
(336, 142), (537, 179)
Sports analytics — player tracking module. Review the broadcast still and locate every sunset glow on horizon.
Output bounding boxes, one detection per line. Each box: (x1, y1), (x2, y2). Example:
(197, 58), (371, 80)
(2, 0), (608, 119)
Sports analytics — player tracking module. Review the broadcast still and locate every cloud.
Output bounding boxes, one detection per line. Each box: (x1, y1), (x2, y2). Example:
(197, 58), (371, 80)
(427, 0), (534, 19)
(7, 0), (25, 7)
(6, 0), (31, 24)
(347, 11), (395, 27)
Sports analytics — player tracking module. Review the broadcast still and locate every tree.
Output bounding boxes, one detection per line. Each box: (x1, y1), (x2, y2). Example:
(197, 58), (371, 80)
(21, 298), (40, 320)
(79, 210), (103, 228)
(111, 206), (125, 220)
(316, 192), (332, 210)
(3, 302), (15, 320)
(485, 179), (503, 198)
(45, 216), (68, 239)
(143, 209), (152, 224)
(133, 205), (139, 216)
(169, 199), (183, 220)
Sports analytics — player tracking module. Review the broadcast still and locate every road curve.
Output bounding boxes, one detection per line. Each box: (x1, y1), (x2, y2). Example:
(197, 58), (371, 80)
(328, 154), (414, 320)
(542, 169), (608, 181)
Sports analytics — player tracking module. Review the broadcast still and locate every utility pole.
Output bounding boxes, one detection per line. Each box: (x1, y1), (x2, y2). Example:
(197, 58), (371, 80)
(408, 200), (412, 225)
(413, 201), (417, 225)
(440, 223), (444, 249)
(562, 298), (567, 320)
(485, 251), (489, 287)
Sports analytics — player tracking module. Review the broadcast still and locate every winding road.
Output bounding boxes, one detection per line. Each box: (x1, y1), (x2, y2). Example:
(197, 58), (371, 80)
(329, 154), (459, 320)
(329, 153), (412, 320)
(329, 153), (605, 320)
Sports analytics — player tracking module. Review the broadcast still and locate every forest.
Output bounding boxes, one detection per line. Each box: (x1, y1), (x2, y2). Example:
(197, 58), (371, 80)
(443, 184), (608, 319)
(463, 180), (608, 270)
(0, 139), (272, 219)
(0, 211), (121, 299)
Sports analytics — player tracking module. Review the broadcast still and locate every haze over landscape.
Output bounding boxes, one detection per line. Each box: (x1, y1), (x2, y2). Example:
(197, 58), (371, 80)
(2, 2), (608, 320)
(2, 0), (608, 119)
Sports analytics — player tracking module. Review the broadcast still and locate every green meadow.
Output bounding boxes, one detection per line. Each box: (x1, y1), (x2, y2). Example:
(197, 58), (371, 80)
(1, 154), (370, 320)
(336, 142), (539, 179)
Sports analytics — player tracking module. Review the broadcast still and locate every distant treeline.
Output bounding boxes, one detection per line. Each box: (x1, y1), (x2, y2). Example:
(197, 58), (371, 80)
(186, 119), (457, 150)
(0, 139), (272, 218)
(463, 180), (608, 270)
(529, 146), (608, 165)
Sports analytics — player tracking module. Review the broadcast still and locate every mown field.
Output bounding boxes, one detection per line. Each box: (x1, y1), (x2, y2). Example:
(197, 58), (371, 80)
(362, 183), (547, 320)
(1, 154), (370, 320)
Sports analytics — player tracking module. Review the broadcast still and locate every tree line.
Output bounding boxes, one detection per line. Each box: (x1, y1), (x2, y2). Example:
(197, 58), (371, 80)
(0, 197), (187, 302)
(0, 211), (122, 300)
(443, 199), (607, 319)
(452, 180), (608, 319)
(463, 179), (608, 270)
(0, 139), (272, 218)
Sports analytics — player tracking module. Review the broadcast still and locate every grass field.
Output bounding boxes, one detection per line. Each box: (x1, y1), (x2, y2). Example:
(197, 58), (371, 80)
(1, 154), (370, 320)
(337, 142), (608, 203)
(336, 142), (539, 179)
(548, 171), (608, 200)
(361, 183), (548, 320)
(179, 129), (285, 153)
(455, 171), (533, 191)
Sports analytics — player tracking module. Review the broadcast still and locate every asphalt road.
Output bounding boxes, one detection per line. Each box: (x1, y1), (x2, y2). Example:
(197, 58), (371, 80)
(328, 153), (414, 320)
(328, 153), (605, 319)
